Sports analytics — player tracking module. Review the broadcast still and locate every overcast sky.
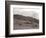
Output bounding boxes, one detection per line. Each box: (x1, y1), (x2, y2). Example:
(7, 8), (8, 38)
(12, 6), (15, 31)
(13, 5), (42, 19)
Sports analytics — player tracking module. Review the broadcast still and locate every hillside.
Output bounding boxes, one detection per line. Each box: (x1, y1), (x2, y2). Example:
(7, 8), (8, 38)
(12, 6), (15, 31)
(13, 14), (39, 30)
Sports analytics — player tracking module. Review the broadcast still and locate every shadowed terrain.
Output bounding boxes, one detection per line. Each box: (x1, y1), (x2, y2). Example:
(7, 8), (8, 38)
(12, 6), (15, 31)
(13, 15), (39, 30)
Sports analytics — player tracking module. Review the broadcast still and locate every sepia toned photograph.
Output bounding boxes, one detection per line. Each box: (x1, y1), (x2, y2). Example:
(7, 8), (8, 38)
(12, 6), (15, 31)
(13, 6), (39, 30)
(5, 1), (45, 37)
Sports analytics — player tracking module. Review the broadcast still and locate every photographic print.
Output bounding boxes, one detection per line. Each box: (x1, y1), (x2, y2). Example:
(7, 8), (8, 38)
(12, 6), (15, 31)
(5, 1), (45, 37)
(13, 5), (39, 30)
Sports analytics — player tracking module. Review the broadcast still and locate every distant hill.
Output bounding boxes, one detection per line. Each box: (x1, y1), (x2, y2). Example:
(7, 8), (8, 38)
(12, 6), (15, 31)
(14, 14), (39, 30)
(14, 14), (39, 23)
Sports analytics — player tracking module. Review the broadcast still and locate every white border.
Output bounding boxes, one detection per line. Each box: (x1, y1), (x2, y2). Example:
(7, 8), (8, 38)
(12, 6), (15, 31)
(10, 5), (43, 35)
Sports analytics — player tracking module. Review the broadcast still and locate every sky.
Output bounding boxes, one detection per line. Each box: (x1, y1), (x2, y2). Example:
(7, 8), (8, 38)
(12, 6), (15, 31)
(13, 5), (42, 19)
